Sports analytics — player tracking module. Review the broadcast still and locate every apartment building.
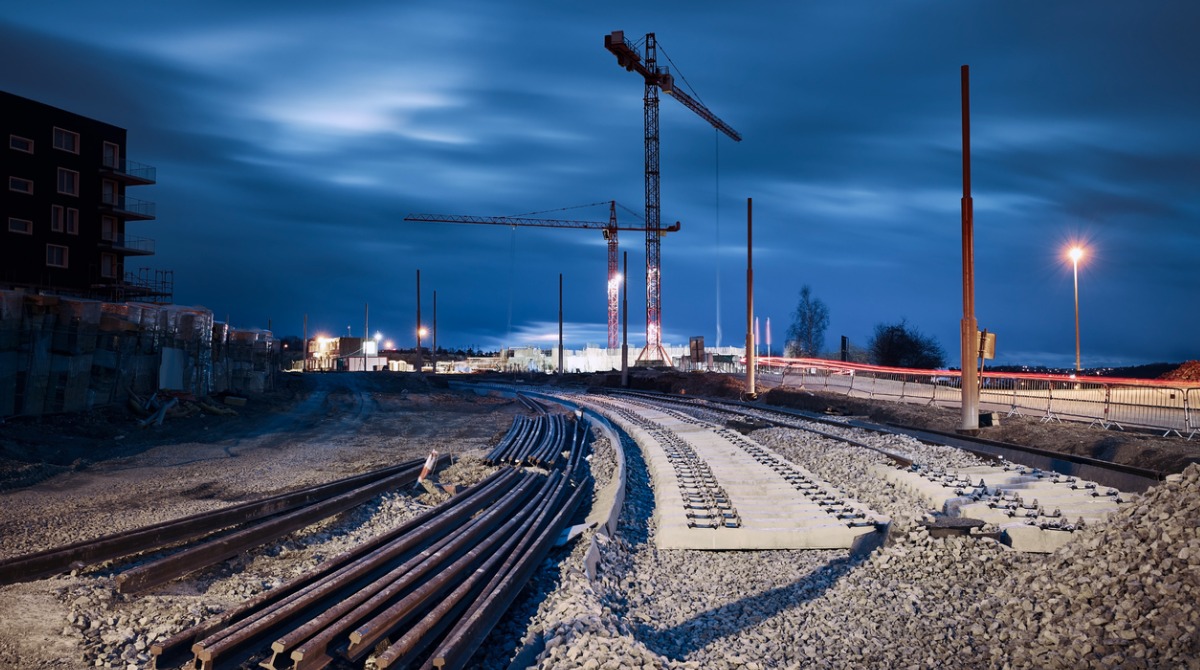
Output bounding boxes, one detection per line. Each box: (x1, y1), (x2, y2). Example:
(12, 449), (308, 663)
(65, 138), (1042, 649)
(1, 90), (171, 302)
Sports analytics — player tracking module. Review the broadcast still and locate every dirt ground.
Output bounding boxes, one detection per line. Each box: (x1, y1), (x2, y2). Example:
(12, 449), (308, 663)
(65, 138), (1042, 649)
(0, 370), (1196, 668)
(0, 373), (525, 669)
(5, 370), (1195, 491)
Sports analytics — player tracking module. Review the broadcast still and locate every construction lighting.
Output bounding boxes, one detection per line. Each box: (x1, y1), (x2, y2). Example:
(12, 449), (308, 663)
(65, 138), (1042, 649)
(418, 327), (429, 338)
(1068, 245), (1085, 371)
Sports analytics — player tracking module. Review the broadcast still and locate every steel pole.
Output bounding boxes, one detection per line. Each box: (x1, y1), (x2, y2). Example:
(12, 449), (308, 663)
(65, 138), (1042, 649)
(558, 273), (564, 375)
(1073, 258), (1081, 372)
(433, 290), (438, 375)
(746, 197), (756, 400)
(416, 269), (423, 373)
(621, 251), (629, 387)
(959, 65), (979, 434)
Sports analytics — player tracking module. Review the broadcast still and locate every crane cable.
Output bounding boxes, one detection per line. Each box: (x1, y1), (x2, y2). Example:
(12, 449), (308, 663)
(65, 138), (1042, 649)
(507, 201), (612, 218)
(714, 128), (722, 348)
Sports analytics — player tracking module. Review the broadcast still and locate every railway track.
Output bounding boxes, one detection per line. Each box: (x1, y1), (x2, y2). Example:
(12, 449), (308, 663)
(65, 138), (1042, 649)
(562, 388), (1137, 552)
(601, 389), (1162, 491)
(0, 458), (437, 588)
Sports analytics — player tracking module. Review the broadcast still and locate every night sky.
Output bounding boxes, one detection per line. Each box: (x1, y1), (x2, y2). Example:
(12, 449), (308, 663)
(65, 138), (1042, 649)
(4, 3), (1198, 367)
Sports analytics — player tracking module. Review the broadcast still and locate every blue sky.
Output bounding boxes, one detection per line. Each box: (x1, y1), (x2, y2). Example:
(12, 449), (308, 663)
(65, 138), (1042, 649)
(3, 2), (1198, 367)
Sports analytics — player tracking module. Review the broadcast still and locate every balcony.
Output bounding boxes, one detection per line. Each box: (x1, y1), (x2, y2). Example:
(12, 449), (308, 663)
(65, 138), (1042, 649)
(100, 232), (155, 256)
(100, 193), (156, 220)
(100, 157), (157, 186)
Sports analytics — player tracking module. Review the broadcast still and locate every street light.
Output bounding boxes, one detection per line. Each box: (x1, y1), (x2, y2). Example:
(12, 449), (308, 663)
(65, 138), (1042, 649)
(1068, 245), (1084, 372)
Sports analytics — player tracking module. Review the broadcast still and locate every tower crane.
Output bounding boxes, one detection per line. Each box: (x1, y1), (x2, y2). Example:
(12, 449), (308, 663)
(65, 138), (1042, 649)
(604, 30), (742, 365)
(404, 201), (680, 349)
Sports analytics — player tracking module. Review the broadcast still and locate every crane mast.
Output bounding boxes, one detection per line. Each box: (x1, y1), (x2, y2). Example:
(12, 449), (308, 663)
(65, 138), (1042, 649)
(605, 30), (741, 365)
(404, 202), (679, 349)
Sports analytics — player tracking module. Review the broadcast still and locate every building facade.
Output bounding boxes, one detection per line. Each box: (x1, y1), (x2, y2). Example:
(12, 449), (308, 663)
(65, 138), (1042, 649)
(1, 91), (170, 302)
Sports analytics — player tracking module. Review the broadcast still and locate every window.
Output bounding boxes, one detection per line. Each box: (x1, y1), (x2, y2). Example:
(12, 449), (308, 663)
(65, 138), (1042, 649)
(103, 142), (120, 169)
(57, 168), (79, 196)
(8, 217), (33, 234)
(101, 215), (116, 242)
(8, 176), (33, 194)
(52, 206), (79, 234)
(9, 135), (33, 153)
(46, 244), (69, 268)
(101, 253), (117, 278)
(53, 127), (79, 153)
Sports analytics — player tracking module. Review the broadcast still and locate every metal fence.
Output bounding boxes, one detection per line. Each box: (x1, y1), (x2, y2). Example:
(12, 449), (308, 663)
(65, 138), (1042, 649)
(760, 357), (1198, 439)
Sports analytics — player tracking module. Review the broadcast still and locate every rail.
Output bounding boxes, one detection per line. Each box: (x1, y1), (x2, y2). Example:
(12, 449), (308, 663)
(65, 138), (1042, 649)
(0, 459), (430, 586)
(761, 357), (1200, 439)
(149, 413), (592, 670)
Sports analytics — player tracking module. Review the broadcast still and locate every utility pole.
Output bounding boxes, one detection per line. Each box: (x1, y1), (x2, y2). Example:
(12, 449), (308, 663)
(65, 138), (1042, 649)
(363, 302), (368, 372)
(558, 273), (564, 375)
(303, 313), (308, 372)
(416, 269), (423, 373)
(745, 197), (757, 400)
(621, 251), (629, 387)
(432, 290), (438, 375)
(959, 65), (980, 434)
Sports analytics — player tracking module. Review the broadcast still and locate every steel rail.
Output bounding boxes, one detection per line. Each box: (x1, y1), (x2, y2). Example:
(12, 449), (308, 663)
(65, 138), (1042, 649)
(430, 475), (589, 669)
(157, 468), (518, 670)
(272, 471), (543, 670)
(484, 417), (525, 462)
(606, 389), (918, 467)
(376, 470), (579, 669)
(119, 457), (446, 594)
(153, 414), (591, 670)
(0, 458), (427, 586)
(341, 472), (565, 665)
(609, 389), (1163, 490)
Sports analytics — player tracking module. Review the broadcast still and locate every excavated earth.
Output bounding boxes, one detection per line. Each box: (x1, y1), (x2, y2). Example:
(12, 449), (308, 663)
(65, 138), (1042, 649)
(0, 371), (1196, 669)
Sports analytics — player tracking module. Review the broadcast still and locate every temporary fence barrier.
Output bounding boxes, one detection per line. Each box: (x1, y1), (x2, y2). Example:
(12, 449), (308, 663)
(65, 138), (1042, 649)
(762, 357), (1198, 440)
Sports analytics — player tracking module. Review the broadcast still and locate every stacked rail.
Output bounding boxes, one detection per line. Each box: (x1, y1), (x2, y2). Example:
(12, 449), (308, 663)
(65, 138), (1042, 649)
(484, 396), (573, 468)
(152, 414), (592, 670)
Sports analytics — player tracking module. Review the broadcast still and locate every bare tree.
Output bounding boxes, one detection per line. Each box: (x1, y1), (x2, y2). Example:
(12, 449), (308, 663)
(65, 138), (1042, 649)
(867, 319), (946, 369)
(785, 285), (829, 358)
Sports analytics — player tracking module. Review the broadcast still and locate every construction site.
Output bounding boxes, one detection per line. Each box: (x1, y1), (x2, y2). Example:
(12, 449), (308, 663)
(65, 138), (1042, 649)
(3, 16), (1199, 670)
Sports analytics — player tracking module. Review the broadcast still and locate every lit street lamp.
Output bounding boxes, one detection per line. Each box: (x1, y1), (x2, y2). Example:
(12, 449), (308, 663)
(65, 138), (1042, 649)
(1069, 246), (1084, 372)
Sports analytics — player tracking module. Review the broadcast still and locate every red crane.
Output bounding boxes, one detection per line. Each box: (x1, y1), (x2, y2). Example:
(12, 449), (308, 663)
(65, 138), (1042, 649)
(604, 30), (742, 365)
(404, 201), (680, 349)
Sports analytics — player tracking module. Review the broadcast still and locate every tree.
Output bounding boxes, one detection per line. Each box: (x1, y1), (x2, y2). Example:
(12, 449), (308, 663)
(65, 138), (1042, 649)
(867, 319), (946, 369)
(785, 285), (829, 358)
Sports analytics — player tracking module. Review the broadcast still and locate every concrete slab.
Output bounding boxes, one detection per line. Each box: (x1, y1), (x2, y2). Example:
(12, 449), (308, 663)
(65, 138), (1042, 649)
(872, 463), (1131, 552)
(586, 398), (886, 550)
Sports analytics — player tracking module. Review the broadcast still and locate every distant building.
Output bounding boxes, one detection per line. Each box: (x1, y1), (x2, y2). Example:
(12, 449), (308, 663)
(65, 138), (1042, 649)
(1, 91), (171, 302)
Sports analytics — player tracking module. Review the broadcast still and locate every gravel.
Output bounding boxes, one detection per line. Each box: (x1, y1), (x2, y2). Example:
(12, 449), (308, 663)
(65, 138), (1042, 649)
(519, 393), (1198, 670)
